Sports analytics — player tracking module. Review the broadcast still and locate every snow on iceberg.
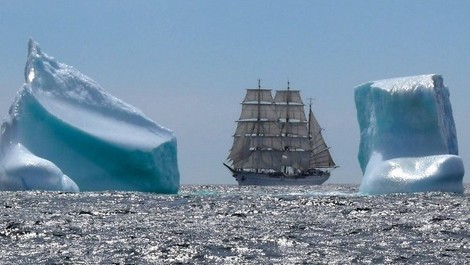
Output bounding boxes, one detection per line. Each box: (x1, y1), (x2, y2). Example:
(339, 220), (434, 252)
(0, 39), (179, 193)
(355, 74), (464, 194)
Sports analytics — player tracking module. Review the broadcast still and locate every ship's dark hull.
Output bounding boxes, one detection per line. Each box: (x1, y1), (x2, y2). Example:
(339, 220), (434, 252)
(233, 171), (330, 186)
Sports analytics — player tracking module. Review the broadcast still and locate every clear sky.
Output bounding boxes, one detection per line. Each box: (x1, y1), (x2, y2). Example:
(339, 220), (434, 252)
(1, 1), (469, 184)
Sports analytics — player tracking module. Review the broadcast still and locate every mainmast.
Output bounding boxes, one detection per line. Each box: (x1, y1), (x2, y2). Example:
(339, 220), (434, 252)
(274, 82), (310, 172)
(256, 79), (261, 136)
(307, 97), (313, 138)
(255, 79), (262, 170)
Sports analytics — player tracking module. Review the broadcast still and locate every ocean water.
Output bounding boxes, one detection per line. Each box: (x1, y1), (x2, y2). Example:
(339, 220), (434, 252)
(0, 184), (468, 264)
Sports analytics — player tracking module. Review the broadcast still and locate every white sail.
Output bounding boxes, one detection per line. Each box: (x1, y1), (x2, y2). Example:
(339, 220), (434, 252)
(282, 136), (311, 150)
(310, 148), (336, 168)
(231, 116), (283, 166)
(309, 109), (336, 168)
(248, 136), (283, 150)
(281, 122), (309, 137)
(281, 151), (310, 170)
(234, 121), (280, 136)
(228, 84), (336, 176)
(229, 86), (283, 169)
(230, 135), (282, 152)
(274, 90), (304, 105)
(274, 90), (307, 122)
(228, 135), (251, 163)
(275, 105), (308, 122)
(239, 103), (279, 121)
(233, 150), (282, 171)
(273, 88), (312, 171)
(243, 89), (273, 103)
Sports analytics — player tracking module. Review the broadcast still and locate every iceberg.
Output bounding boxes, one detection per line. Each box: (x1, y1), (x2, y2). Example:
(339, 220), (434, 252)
(355, 74), (464, 194)
(0, 40), (179, 193)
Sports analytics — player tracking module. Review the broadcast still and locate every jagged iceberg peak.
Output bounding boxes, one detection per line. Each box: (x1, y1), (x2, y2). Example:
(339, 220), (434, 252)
(19, 40), (171, 149)
(0, 40), (180, 193)
(24, 39), (145, 117)
(370, 74), (439, 93)
(25, 39), (99, 97)
(355, 74), (463, 194)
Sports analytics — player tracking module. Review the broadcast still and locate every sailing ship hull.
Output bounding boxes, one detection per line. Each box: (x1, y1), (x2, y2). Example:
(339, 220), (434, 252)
(226, 84), (337, 185)
(232, 171), (329, 186)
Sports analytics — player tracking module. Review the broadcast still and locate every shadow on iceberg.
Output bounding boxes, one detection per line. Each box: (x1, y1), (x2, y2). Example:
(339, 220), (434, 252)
(0, 39), (180, 193)
(355, 74), (464, 195)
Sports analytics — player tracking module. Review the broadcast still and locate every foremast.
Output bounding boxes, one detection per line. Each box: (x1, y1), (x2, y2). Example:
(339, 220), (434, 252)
(228, 80), (282, 172)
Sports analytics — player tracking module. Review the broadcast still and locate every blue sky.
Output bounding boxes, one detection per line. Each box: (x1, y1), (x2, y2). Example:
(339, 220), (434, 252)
(1, 1), (469, 184)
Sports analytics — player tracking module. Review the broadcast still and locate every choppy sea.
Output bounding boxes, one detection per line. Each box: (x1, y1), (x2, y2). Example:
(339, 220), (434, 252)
(0, 184), (468, 264)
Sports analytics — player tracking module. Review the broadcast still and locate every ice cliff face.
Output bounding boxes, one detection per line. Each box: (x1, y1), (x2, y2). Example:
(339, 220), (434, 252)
(0, 40), (179, 193)
(355, 74), (464, 194)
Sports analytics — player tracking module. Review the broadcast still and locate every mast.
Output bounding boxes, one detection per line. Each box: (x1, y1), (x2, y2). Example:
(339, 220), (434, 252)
(256, 79), (261, 137)
(255, 79), (261, 171)
(286, 81), (290, 128)
(284, 81), (291, 174)
(307, 97), (313, 138)
(228, 80), (282, 171)
(274, 82), (310, 172)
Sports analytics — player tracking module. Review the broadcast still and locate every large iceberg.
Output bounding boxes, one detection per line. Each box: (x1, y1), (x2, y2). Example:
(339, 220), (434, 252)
(0, 40), (179, 193)
(355, 74), (464, 194)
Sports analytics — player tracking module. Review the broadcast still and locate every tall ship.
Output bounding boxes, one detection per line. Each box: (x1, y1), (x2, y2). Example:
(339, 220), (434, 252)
(224, 81), (337, 186)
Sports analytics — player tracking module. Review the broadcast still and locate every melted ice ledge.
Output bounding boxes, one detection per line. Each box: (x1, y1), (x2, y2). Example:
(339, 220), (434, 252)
(0, 40), (179, 193)
(355, 74), (464, 194)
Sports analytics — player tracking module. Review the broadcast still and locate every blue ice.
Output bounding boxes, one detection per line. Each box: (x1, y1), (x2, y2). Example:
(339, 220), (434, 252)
(355, 74), (464, 194)
(0, 40), (179, 193)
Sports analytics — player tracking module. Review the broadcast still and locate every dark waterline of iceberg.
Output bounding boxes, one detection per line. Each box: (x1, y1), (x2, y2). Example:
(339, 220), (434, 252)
(0, 184), (468, 264)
